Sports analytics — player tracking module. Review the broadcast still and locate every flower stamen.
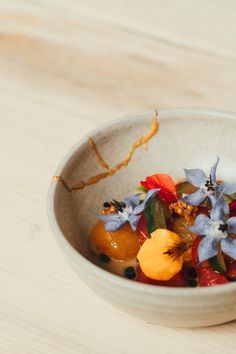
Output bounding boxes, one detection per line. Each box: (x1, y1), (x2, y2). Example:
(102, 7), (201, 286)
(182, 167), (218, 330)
(204, 174), (215, 192)
(218, 224), (228, 233)
(111, 200), (126, 212)
(162, 241), (191, 260)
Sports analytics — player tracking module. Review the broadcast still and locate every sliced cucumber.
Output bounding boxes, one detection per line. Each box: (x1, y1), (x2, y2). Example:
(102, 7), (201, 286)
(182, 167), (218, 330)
(144, 196), (171, 234)
(144, 202), (155, 234)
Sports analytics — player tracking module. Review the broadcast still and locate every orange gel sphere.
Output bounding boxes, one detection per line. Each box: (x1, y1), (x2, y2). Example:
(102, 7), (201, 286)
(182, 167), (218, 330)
(90, 220), (140, 261)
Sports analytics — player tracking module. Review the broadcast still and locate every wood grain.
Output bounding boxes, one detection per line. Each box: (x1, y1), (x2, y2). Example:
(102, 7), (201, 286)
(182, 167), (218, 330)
(0, 1), (236, 353)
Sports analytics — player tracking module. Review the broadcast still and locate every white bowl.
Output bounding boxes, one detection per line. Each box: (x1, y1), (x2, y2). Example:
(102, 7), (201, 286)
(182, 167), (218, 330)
(48, 108), (236, 327)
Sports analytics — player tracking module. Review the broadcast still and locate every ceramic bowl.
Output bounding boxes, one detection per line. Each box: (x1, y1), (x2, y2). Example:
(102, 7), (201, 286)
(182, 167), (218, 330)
(48, 108), (236, 327)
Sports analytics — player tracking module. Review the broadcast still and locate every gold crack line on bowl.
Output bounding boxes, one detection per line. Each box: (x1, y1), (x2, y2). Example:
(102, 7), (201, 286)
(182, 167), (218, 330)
(52, 175), (71, 192)
(53, 110), (159, 191)
(88, 137), (110, 170)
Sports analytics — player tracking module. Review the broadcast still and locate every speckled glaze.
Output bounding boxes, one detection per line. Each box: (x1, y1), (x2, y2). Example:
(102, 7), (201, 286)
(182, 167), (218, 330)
(48, 108), (236, 327)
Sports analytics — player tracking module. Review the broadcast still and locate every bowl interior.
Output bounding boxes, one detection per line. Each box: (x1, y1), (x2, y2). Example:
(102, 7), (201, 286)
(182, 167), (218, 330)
(53, 109), (236, 266)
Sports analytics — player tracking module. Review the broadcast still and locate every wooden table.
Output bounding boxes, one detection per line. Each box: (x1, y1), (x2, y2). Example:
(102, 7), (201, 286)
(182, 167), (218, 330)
(1, 1), (236, 353)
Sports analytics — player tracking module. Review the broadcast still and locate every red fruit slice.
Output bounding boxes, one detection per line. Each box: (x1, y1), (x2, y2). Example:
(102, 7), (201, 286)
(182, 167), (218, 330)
(137, 213), (149, 245)
(198, 268), (229, 287)
(136, 266), (188, 287)
(229, 200), (236, 217)
(192, 236), (229, 286)
(192, 236), (202, 271)
(225, 258), (236, 280)
(136, 266), (158, 285)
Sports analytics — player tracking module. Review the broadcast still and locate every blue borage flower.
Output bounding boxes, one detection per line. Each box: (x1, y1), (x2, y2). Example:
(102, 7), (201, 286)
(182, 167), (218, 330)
(98, 189), (160, 231)
(181, 157), (236, 207)
(188, 194), (236, 262)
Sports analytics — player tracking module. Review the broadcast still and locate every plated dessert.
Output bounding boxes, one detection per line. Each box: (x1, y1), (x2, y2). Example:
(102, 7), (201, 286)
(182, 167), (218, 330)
(90, 157), (236, 287)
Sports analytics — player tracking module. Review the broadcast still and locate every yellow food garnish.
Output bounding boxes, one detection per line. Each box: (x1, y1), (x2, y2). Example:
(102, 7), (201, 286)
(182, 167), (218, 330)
(137, 229), (192, 281)
(169, 200), (198, 221)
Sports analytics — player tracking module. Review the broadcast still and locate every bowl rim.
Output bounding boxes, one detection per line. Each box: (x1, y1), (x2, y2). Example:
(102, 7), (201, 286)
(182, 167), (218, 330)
(48, 107), (236, 297)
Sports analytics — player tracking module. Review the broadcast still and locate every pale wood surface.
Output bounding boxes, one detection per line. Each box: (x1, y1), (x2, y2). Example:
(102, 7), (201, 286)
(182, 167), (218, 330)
(1, 1), (236, 353)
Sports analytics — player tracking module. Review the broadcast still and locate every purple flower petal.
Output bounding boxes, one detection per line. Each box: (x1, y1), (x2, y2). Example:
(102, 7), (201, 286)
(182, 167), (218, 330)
(221, 237), (236, 260)
(223, 199), (229, 215)
(97, 210), (126, 231)
(123, 193), (141, 208)
(198, 236), (219, 263)
(133, 188), (159, 214)
(181, 189), (206, 206)
(97, 213), (121, 223)
(210, 156), (220, 183)
(184, 168), (207, 187)
(188, 214), (211, 235)
(128, 214), (141, 231)
(210, 194), (228, 221)
(227, 217), (236, 235)
(105, 220), (126, 231)
(222, 182), (236, 195)
(208, 194), (219, 209)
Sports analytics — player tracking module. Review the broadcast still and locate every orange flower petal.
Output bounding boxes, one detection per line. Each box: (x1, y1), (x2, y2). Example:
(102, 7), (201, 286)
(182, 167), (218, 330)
(141, 173), (177, 204)
(142, 173), (176, 194)
(137, 229), (185, 281)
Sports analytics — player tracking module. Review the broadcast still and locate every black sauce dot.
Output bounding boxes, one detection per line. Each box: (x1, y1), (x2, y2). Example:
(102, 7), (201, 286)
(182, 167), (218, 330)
(188, 268), (197, 279)
(189, 278), (198, 288)
(99, 253), (111, 263)
(124, 266), (136, 279)
(103, 202), (111, 208)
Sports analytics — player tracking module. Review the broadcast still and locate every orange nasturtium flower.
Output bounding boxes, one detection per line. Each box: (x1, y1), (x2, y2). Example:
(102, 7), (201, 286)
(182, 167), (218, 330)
(137, 229), (192, 281)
